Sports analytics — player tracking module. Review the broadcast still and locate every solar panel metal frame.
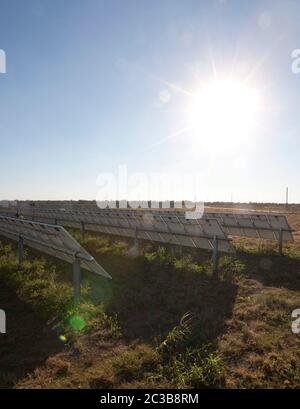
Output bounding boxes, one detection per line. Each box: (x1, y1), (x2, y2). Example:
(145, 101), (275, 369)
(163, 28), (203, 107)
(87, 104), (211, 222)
(0, 215), (111, 279)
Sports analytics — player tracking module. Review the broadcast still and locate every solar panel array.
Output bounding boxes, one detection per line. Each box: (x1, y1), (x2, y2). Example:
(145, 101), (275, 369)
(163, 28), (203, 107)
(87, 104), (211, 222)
(0, 201), (294, 283)
(23, 206), (293, 241)
(0, 205), (234, 253)
(0, 201), (293, 248)
(0, 215), (111, 279)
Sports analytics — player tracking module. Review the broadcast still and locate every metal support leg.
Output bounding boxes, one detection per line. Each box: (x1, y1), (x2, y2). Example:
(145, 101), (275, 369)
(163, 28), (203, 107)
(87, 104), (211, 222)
(133, 227), (140, 257)
(73, 258), (81, 303)
(212, 235), (219, 279)
(128, 228), (140, 258)
(278, 228), (283, 256)
(18, 236), (24, 264)
(81, 221), (85, 239)
(134, 227), (139, 250)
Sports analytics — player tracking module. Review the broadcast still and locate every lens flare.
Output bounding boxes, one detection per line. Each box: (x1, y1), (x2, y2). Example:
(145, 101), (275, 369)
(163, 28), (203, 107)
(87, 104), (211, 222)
(69, 315), (86, 331)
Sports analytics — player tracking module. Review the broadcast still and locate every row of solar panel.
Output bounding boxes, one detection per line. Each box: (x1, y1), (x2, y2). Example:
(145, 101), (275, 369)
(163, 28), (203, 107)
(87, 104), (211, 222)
(0, 206), (234, 253)
(21, 213), (233, 253)
(0, 204), (293, 242)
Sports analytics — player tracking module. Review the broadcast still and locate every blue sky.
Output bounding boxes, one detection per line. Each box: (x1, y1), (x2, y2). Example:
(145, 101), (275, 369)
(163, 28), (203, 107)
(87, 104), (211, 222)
(0, 0), (299, 202)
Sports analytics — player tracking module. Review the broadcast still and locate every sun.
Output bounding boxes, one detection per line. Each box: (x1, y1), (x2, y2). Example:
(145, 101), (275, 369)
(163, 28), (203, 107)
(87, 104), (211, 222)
(187, 79), (260, 153)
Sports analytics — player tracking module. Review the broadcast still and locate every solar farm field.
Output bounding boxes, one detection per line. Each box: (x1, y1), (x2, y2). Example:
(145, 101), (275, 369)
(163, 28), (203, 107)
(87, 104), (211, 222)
(0, 203), (299, 389)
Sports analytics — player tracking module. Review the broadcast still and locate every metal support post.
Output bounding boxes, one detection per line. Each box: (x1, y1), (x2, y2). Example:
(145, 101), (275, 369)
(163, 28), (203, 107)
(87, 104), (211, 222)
(212, 235), (219, 279)
(134, 227), (139, 254)
(18, 236), (24, 264)
(73, 257), (81, 303)
(278, 228), (283, 256)
(81, 221), (85, 239)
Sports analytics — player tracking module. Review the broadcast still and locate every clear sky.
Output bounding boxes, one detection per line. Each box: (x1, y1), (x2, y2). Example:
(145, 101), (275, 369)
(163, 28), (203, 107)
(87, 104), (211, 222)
(0, 0), (299, 203)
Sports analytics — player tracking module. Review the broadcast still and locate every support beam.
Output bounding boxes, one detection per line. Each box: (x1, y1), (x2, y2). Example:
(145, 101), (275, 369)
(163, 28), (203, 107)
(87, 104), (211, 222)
(212, 235), (219, 279)
(134, 227), (139, 254)
(18, 236), (24, 264)
(73, 258), (81, 303)
(81, 221), (85, 239)
(278, 228), (283, 256)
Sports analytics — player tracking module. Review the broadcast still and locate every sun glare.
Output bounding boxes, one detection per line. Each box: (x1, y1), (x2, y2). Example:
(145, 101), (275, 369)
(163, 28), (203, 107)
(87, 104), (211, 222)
(188, 80), (261, 153)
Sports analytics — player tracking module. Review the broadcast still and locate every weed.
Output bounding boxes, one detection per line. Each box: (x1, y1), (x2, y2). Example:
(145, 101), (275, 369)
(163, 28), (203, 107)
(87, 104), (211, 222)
(143, 246), (171, 266)
(160, 345), (224, 388)
(219, 256), (246, 281)
(158, 312), (192, 357)
(173, 255), (208, 274)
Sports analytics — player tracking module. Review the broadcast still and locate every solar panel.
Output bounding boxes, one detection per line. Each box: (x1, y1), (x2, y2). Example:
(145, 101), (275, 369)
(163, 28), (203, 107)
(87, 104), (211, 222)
(206, 212), (294, 241)
(0, 215), (111, 279)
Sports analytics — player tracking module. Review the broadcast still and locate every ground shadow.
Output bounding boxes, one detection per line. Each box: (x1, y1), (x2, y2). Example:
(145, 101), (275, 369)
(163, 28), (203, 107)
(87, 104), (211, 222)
(0, 278), (64, 388)
(237, 251), (300, 292)
(94, 253), (238, 344)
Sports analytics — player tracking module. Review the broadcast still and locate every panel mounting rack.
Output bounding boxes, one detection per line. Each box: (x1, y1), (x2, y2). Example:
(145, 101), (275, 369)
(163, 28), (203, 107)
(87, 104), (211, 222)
(0, 215), (111, 302)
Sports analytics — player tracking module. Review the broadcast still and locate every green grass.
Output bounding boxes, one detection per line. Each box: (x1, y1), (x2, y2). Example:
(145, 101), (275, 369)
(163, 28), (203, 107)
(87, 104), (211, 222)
(0, 241), (120, 343)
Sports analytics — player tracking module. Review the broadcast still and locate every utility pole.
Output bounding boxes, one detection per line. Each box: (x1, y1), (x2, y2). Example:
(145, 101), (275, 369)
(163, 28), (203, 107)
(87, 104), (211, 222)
(286, 187), (289, 209)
